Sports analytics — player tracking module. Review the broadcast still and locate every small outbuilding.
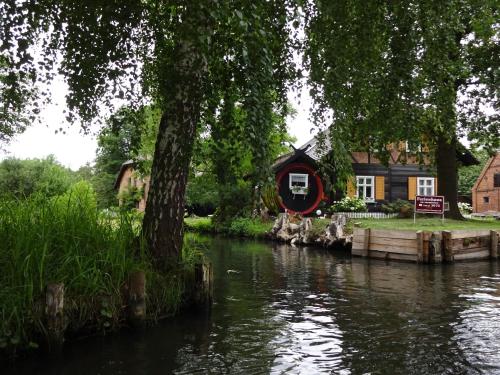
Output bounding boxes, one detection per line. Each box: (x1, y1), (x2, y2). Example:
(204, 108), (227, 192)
(114, 160), (150, 211)
(472, 152), (500, 213)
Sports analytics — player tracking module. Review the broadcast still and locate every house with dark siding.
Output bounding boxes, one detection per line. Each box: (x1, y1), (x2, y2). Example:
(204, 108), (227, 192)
(273, 136), (477, 215)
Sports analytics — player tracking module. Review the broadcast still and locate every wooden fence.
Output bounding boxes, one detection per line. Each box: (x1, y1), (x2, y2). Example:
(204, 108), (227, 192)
(335, 212), (398, 219)
(352, 228), (500, 263)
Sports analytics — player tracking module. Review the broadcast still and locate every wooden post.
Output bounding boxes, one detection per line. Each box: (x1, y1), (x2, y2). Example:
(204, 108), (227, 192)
(194, 261), (214, 309)
(45, 283), (65, 348)
(128, 271), (146, 325)
(417, 231), (424, 263)
(442, 231), (453, 263)
(430, 231), (442, 263)
(422, 231), (431, 263)
(490, 230), (499, 259)
(361, 228), (370, 257)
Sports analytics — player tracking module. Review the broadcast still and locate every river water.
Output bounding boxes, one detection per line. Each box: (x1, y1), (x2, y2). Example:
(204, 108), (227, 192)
(7, 236), (500, 374)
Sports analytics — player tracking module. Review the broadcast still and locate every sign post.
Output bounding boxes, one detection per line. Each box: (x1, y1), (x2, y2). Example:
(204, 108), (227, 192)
(414, 195), (445, 224)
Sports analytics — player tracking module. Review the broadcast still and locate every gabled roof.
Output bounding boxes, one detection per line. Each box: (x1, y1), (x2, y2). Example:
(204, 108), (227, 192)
(274, 134), (479, 168)
(272, 145), (318, 172)
(114, 160), (135, 189)
(472, 151), (499, 192)
(297, 134), (331, 161)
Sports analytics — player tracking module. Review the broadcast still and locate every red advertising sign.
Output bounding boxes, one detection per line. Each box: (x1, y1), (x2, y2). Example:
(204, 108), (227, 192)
(415, 195), (445, 214)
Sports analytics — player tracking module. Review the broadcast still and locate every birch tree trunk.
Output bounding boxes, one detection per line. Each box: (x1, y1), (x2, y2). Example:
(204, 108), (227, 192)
(142, 19), (208, 265)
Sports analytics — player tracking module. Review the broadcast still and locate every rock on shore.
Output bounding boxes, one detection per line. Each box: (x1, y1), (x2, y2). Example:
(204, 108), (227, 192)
(268, 212), (352, 248)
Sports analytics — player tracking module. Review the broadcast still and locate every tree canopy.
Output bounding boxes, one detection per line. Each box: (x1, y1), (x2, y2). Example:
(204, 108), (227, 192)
(2, 1), (299, 262)
(303, 0), (499, 218)
(0, 155), (77, 198)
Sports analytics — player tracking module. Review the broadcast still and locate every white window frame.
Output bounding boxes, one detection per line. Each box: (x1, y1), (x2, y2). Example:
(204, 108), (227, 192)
(417, 177), (435, 196)
(289, 173), (309, 195)
(356, 175), (375, 202)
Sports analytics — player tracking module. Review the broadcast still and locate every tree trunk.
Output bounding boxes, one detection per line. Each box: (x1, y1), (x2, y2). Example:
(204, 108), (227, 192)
(142, 24), (208, 265)
(436, 133), (463, 220)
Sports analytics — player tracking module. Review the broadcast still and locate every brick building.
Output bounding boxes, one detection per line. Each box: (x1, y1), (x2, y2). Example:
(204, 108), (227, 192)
(472, 152), (500, 213)
(114, 160), (150, 211)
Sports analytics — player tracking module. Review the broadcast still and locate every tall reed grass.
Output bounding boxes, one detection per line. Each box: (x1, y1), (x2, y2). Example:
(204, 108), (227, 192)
(0, 182), (201, 356)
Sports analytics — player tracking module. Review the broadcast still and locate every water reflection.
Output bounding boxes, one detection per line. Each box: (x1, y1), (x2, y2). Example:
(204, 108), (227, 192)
(5, 237), (500, 375)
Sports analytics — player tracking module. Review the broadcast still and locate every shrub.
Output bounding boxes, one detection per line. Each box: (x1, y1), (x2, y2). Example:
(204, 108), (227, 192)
(0, 156), (76, 199)
(330, 197), (367, 212)
(117, 185), (144, 211)
(213, 180), (252, 225)
(381, 199), (414, 218)
(220, 218), (271, 238)
(0, 185), (197, 356)
(185, 173), (218, 216)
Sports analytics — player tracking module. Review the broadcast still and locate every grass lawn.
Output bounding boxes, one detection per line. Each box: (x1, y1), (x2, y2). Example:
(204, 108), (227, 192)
(184, 217), (213, 232)
(354, 217), (500, 231)
(185, 215), (500, 238)
(184, 216), (275, 238)
(185, 216), (337, 238)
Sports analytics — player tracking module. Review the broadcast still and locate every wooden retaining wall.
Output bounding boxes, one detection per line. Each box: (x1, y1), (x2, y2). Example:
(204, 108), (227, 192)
(352, 228), (500, 263)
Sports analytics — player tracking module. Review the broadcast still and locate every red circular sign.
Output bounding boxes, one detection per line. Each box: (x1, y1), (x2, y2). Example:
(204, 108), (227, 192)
(275, 162), (324, 215)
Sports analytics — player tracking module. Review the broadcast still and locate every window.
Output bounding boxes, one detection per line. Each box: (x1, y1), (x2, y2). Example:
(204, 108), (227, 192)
(484, 196), (489, 203)
(417, 177), (434, 196)
(356, 176), (374, 201)
(289, 173), (309, 195)
(494, 173), (500, 188)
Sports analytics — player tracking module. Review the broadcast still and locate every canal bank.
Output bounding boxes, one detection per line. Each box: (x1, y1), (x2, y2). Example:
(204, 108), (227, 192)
(186, 215), (500, 264)
(0, 194), (212, 360)
(353, 228), (500, 263)
(6, 236), (500, 375)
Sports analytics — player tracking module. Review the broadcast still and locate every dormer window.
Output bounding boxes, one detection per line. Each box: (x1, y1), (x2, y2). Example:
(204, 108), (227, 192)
(289, 173), (309, 195)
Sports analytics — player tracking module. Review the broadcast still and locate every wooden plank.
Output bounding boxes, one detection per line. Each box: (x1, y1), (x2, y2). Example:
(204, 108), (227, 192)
(352, 228), (365, 236)
(351, 248), (364, 257)
(368, 243), (418, 255)
(353, 228), (367, 237)
(369, 236), (418, 249)
(450, 230), (492, 239)
(453, 246), (490, 255)
(352, 228), (370, 257)
(442, 231), (453, 262)
(417, 231), (424, 263)
(449, 236), (490, 251)
(352, 242), (365, 250)
(362, 228), (370, 257)
(370, 229), (417, 240)
(368, 250), (417, 262)
(422, 231), (432, 263)
(431, 231), (442, 264)
(454, 249), (490, 261)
